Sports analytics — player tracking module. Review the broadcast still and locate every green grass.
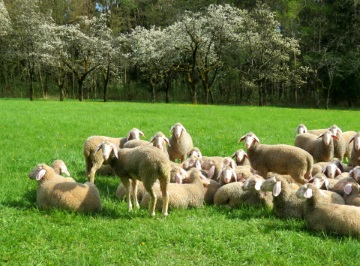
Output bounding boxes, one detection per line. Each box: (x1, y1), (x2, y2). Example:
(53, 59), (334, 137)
(1, 99), (360, 265)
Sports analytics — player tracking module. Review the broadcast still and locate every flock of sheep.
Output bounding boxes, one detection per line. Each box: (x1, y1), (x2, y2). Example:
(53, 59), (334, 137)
(28, 122), (360, 237)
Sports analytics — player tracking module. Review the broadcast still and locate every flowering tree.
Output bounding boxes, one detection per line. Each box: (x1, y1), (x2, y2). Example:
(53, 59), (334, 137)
(0, 0), (11, 36)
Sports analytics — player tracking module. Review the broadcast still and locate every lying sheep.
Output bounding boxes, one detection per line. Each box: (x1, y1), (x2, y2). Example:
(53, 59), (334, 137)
(218, 165), (238, 186)
(260, 176), (305, 219)
(235, 165), (254, 183)
(231, 149), (250, 166)
(83, 128), (145, 183)
(140, 168), (210, 210)
(296, 183), (360, 237)
(239, 132), (313, 184)
(116, 180), (147, 202)
(349, 132), (360, 166)
(29, 163), (102, 213)
(167, 122), (194, 163)
(241, 174), (273, 209)
(188, 147), (203, 158)
(343, 183), (360, 206)
(214, 180), (271, 209)
(311, 162), (328, 176)
(204, 179), (221, 205)
(294, 130), (338, 163)
(98, 141), (171, 217)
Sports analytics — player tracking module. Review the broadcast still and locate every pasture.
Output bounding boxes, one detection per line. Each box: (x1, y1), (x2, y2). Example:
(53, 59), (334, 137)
(1, 99), (360, 265)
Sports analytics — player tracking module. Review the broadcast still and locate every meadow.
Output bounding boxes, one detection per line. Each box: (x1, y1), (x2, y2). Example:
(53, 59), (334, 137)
(1, 99), (360, 265)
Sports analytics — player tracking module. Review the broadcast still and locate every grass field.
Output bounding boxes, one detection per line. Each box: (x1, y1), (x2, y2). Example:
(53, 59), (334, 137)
(1, 99), (360, 265)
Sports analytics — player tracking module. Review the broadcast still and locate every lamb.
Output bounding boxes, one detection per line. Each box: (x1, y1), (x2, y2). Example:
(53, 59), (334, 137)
(349, 132), (360, 166)
(167, 122), (194, 163)
(239, 132), (313, 184)
(98, 141), (171, 217)
(83, 128), (145, 183)
(231, 149), (250, 166)
(296, 183), (360, 237)
(140, 168), (210, 210)
(322, 161), (342, 179)
(294, 130), (338, 162)
(218, 165), (238, 186)
(241, 174), (273, 209)
(28, 163), (102, 213)
(260, 176), (305, 219)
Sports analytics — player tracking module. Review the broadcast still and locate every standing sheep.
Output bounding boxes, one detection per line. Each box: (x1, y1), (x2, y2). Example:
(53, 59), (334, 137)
(349, 132), (360, 166)
(294, 130), (338, 163)
(83, 128), (145, 183)
(29, 163), (102, 213)
(296, 183), (360, 237)
(328, 125), (347, 161)
(167, 122), (194, 163)
(140, 168), (210, 210)
(98, 141), (171, 217)
(239, 132), (313, 184)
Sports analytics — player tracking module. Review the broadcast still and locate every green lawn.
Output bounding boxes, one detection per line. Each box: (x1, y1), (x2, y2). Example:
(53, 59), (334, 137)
(1, 99), (359, 265)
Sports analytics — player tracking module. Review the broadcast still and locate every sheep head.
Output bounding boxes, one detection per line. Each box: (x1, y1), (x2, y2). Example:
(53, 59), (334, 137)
(29, 163), (54, 181)
(242, 174), (264, 191)
(296, 124), (308, 134)
(318, 130), (338, 145)
(95, 141), (118, 161)
(150, 132), (170, 152)
(349, 133), (360, 151)
(231, 149), (248, 165)
(219, 166), (237, 184)
(127, 128), (145, 141)
(238, 132), (259, 150)
(170, 122), (186, 140)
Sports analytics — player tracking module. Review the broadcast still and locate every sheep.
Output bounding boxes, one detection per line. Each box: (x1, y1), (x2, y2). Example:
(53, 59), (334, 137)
(98, 141), (171, 217)
(28, 163), (102, 213)
(321, 161), (342, 179)
(343, 183), (360, 206)
(83, 128), (145, 183)
(51, 160), (70, 177)
(342, 130), (357, 160)
(234, 165), (254, 183)
(260, 176), (305, 219)
(188, 147), (203, 158)
(116, 180), (147, 202)
(239, 132), (313, 184)
(241, 174), (273, 209)
(311, 162), (328, 176)
(167, 122), (194, 163)
(329, 168), (360, 196)
(328, 125), (347, 161)
(231, 149), (250, 166)
(296, 183), (360, 237)
(140, 168), (210, 210)
(296, 124), (308, 134)
(349, 132), (360, 166)
(214, 179), (271, 209)
(204, 179), (221, 205)
(294, 130), (338, 163)
(218, 165), (238, 186)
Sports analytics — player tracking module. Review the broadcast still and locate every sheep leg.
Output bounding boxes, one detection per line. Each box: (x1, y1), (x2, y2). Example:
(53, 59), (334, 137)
(145, 186), (157, 217)
(85, 156), (92, 176)
(131, 179), (140, 209)
(89, 161), (102, 183)
(159, 179), (169, 216)
(121, 177), (132, 211)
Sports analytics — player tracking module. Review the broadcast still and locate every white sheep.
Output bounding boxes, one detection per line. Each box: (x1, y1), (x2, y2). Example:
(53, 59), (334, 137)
(98, 141), (171, 217)
(218, 165), (238, 186)
(188, 147), (203, 158)
(28, 163), (102, 213)
(296, 183), (360, 237)
(241, 174), (273, 209)
(349, 132), (360, 166)
(83, 128), (145, 183)
(294, 130), (338, 163)
(260, 176), (305, 219)
(204, 179), (221, 205)
(239, 132), (313, 184)
(328, 125), (347, 161)
(140, 168), (210, 210)
(341, 130), (357, 160)
(231, 149), (250, 166)
(167, 122), (194, 163)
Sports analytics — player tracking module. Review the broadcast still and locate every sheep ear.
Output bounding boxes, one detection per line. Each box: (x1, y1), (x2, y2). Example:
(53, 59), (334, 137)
(175, 173), (182, 184)
(169, 125), (175, 133)
(273, 181), (282, 197)
(207, 165), (215, 179)
(181, 126), (187, 133)
(344, 183), (353, 195)
(324, 178), (330, 190)
(138, 130), (145, 137)
(195, 160), (202, 170)
(238, 135), (247, 143)
(304, 187), (313, 198)
(255, 180), (262, 191)
(231, 152), (236, 158)
(164, 137), (170, 146)
(349, 136), (355, 143)
(36, 169), (46, 181)
(230, 160), (236, 170)
(332, 134), (339, 140)
(95, 142), (103, 153)
(232, 169), (237, 182)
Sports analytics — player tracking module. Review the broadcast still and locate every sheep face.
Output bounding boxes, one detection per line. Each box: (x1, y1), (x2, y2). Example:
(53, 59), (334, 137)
(349, 134), (360, 151)
(309, 173), (330, 190)
(318, 131), (338, 146)
(328, 125), (342, 136)
(219, 166), (237, 184)
(238, 132), (259, 149)
(296, 124), (308, 134)
(96, 141), (118, 161)
(170, 123), (186, 140)
(322, 163), (341, 179)
(127, 128), (145, 141)
(29, 164), (50, 181)
(232, 149), (248, 165)
(242, 175), (263, 191)
(349, 166), (360, 182)
(150, 132), (170, 152)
